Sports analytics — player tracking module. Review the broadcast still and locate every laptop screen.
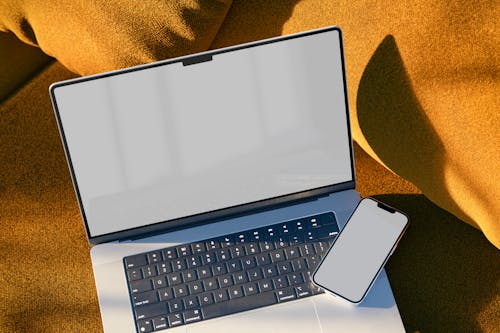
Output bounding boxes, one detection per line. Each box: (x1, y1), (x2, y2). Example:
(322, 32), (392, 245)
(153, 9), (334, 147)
(51, 27), (354, 239)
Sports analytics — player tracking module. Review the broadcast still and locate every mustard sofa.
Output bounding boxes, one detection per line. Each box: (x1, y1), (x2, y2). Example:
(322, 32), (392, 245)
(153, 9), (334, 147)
(1, 1), (498, 332)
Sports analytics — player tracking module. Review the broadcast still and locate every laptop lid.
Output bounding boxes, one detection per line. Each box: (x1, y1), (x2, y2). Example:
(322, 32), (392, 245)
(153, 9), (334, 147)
(50, 26), (355, 245)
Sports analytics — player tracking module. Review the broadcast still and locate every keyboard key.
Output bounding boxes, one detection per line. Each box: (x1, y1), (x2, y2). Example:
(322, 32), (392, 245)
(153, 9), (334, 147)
(218, 274), (234, 288)
(152, 316), (168, 330)
(277, 262), (292, 275)
(191, 242), (205, 254)
(319, 213), (337, 226)
(141, 265), (157, 278)
(262, 265), (278, 278)
(152, 276), (167, 289)
(264, 226), (276, 238)
(136, 319), (153, 333)
(205, 240), (220, 250)
(167, 313), (183, 327)
(275, 237), (289, 249)
(182, 269), (197, 283)
(213, 289), (229, 303)
(147, 252), (162, 264)
(312, 241), (328, 255)
(272, 276), (288, 289)
(220, 236), (235, 248)
(304, 217), (320, 229)
(278, 223), (292, 236)
(230, 245), (245, 258)
(133, 290), (158, 306)
(216, 249), (231, 262)
(156, 262), (172, 275)
(242, 282), (258, 296)
(256, 253), (271, 266)
(258, 279), (273, 292)
(167, 299), (184, 313)
(236, 232), (247, 243)
(212, 263), (227, 276)
(187, 255), (202, 269)
(187, 281), (203, 294)
(125, 254), (147, 269)
(172, 258), (187, 272)
(247, 267), (263, 281)
(183, 309), (202, 324)
(166, 272), (182, 286)
(295, 284), (312, 298)
(135, 302), (167, 320)
(203, 277), (218, 291)
(227, 259), (242, 273)
(173, 284), (188, 298)
(244, 243), (259, 255)
(183, 295), (199, 309)
(291, 258), (307, 271)
(200, 252), (216, 265)
(202, 291), (276, 320)
(197, 267), (212, 279)
(177, 244), (192, 257)
(130, 279), (152, 294)
(284, 247), (300, 260)
(228, 286), (243, 299)
(290, 234), (304, 244)
(242, 257), (256, 269)
(127, 269), (142, 281)
(276, 288), (296, 302)
(270, 249), (285, 262)
(314, 225), (339, 240)
(157, 287), (173, 301)
(287, 272), (304, 286)
(249, 230), (261, 241)
(259, 240), (275, 252)
(295, 220), (304, 231)
(305, 255), (320, 269)
(299, 243), (315, 256)
(233, 272), (248, 284)
(199, 292), (214, 306)
(163, 248), (177, 260)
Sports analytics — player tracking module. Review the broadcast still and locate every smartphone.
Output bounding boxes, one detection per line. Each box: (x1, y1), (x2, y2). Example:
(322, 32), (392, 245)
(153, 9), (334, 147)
(312, 197), (409, 303)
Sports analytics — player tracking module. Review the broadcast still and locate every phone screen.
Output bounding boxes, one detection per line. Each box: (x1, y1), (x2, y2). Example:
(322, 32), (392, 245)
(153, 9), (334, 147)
(312, 198), (408, 303)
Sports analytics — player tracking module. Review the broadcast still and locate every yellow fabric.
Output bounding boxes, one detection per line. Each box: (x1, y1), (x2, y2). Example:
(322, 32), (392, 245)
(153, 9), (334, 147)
(217, 0), (500, 248)
(0, 1), (499, 332)
(0, 0), (232, 75)
(0, 32), (52, 102)
(1, 0), (498, 247)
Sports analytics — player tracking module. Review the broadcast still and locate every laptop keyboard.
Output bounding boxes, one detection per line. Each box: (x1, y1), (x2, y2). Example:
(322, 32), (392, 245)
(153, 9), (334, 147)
(124, 212), (339, 332)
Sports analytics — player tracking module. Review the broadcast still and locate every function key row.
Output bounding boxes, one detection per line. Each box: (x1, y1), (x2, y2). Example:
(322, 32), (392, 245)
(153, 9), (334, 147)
(125, 213), (337, 269)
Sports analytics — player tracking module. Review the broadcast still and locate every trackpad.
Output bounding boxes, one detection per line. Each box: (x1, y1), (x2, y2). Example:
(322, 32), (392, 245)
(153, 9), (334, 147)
(187, 299), (321, 333)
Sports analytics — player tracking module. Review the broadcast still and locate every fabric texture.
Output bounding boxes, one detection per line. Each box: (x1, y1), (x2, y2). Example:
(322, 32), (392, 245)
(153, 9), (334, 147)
(0, 0), (232, 75)
(0, 62), (498, 333)
(270, 0), (499, 248)
(0, 1), (499, 332)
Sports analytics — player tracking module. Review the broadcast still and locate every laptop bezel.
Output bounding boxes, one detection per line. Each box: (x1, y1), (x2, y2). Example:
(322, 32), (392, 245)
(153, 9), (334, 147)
(49, 26), (356, 245)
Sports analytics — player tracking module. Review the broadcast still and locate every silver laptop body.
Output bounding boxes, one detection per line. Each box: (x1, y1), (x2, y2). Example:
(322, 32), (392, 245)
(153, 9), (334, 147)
(50, 26), (405, 333)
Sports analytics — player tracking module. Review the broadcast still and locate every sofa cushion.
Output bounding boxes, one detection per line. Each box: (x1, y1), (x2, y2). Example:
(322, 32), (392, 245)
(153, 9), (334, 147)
(267, 0), (499, 248)
(0, 0), (232, 75)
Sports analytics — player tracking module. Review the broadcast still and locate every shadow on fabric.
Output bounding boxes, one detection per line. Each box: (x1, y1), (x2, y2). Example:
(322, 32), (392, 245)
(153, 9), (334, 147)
(211, 0), (300, 48)
(377, 194), (500, 333)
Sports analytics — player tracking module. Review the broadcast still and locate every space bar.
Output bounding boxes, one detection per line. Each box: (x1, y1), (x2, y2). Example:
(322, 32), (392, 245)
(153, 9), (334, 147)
(202, 292), (277, 320)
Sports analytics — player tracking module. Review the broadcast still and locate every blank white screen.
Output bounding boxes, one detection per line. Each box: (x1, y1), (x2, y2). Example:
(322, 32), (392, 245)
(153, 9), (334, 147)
(53, 29), (353, 237)
(313, 199), (407, 302)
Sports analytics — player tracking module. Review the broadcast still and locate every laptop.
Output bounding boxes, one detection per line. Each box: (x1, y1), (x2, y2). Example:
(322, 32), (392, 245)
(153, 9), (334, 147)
(49, 26), (405, 333)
